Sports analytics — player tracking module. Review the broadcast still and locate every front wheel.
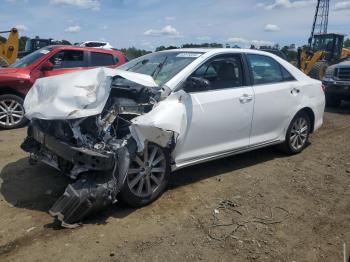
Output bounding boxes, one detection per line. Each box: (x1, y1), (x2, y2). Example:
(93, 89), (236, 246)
(0, 94), (27, 130)
(120, 142), (170, 207)
(280, 112), (311, 155)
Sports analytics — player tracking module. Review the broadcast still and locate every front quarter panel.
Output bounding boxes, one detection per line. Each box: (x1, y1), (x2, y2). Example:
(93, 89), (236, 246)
(0, 71), (32, 95)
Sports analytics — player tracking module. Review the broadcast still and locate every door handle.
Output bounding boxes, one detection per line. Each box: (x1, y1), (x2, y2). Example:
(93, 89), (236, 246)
(239, 94), (253, 103)
(290, 87), (300, 94)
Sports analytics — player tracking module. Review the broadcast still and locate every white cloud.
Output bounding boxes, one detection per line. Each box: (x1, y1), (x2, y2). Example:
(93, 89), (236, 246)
(258, 0), (315, 10)
(227, 37), (274, 47)
(50, 0), (100, 11)
(334, 1), (350, 11)
(144, 25), (182, 38)
(15, 24), (28, 31)
(64, 25), (81, 33)
(264, 24), (280, 32)
(100, 25), (108, 30)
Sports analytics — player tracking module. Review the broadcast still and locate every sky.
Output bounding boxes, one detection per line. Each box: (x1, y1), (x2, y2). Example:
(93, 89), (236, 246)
(0, 0), (350, 50)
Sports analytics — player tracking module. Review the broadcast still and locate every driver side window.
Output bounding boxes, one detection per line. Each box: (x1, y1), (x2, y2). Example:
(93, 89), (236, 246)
(49, 50), (86, 69)
(189, 54), (244, 92)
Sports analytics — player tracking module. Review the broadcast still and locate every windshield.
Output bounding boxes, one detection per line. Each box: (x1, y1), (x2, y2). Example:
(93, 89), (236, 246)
(119, 51), (203, 85)
(10, 47), (52, 68)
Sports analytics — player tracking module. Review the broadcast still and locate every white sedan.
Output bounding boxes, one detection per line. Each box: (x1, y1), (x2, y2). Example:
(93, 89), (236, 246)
(22, 48), (325, 226)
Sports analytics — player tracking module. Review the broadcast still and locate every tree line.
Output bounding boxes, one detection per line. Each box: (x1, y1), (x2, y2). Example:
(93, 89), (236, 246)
(1, 35), (350, 61)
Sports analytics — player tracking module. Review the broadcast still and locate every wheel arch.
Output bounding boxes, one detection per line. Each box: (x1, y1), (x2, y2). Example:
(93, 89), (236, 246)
(296, 107), (315, 133)
(0, 87), (25, 98)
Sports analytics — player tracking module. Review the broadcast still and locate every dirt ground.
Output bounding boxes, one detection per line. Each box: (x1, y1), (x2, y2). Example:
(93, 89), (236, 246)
(0, 104), (349, 262)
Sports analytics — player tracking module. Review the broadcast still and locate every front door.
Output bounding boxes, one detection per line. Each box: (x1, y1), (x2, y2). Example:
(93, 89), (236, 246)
(174, 54), (254, 164)
(42, 49), (88, 77)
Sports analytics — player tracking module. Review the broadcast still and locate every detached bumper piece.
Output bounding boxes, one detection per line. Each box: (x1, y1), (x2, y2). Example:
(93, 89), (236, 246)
(23, 126), (131, 228)
(49, 173), (117, 228)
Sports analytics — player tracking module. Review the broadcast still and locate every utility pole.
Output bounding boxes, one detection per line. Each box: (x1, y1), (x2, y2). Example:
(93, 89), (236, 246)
(309, 0), (330, 47)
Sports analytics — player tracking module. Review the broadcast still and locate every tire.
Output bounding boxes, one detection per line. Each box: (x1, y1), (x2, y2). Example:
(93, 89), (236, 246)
(279, 112), (311, 155)
(325, 94), (341, 108)
(0, 94), (28, 130)
(0, 57), (9, 68)
(309, 61), (329, 80)
(120, 142), (171, 207)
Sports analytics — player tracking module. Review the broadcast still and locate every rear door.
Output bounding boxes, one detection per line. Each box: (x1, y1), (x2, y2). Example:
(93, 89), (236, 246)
(42, 50), (88, 77)
(174, 54), (255, 163)
(246, 54), (302, 145)
(89, 51), (118, 68)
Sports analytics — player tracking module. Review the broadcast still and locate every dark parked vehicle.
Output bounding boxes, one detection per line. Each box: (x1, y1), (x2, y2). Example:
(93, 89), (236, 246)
(322, 60), (350, 107)
(0, 45), (127, 129)
(17, 37), (53, 59)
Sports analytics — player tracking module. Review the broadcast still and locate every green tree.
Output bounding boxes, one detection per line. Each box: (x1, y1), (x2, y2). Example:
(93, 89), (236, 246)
(155, 45), (178, 52)
(120, 47), (151, 59)
(0, 35), (6, 44)
(19, 36), (29, 51)
(51, 39), (71, 45)
(181, 43), (223, 48)
(281, 45), (297, 62)
(344, 38), (350, 48)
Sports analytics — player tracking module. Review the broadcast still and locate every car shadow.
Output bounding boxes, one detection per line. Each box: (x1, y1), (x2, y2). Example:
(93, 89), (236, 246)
(325, 101), (350, 114)
(0, 145), (289, 227)
(168, 145), (288, 189)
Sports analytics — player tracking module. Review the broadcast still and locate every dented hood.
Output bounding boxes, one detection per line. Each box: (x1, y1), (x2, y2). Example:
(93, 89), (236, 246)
(24, 67), (158, 120)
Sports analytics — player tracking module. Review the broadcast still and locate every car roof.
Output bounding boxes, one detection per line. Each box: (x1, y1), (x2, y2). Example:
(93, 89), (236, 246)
(46, 45), (122, 55)
(157, 47), (284, 57)
(158, 47), (266, 53)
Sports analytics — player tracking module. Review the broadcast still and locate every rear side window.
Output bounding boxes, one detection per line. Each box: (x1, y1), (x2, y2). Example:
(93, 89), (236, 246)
(49, 50), (86, 69)
(281, 66), (295, 81)
(90, 52), (115, 67)
(247, 54), (295, 85)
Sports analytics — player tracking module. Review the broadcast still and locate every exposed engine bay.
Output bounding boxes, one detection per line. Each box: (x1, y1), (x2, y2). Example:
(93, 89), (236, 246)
(21, 70), (178, 227)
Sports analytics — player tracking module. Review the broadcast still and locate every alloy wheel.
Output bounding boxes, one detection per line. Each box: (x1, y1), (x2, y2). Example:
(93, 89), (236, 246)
(289, 117), (309, 151)
(0, 99), (25, 127)
(127, 143), (166, 198)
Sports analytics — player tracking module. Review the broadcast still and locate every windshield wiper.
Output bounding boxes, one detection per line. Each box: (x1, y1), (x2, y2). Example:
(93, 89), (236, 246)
(126, 59), (149, 71)
(151, 56), (168, 79)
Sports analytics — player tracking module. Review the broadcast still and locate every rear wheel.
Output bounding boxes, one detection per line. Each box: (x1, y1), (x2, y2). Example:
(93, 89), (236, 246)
(0, 94), (27, 130)
(120, 142), (170, 207)
(325, 94), (341, 107)
(280, 112), (311, 155)
(309, 61), (329, 80)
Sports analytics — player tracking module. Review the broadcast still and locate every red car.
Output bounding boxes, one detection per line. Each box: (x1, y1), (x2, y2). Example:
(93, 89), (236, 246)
(0, 45), (127, 129)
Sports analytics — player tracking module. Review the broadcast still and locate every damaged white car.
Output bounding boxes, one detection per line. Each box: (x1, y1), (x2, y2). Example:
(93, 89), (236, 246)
(21, 49), (325, 227)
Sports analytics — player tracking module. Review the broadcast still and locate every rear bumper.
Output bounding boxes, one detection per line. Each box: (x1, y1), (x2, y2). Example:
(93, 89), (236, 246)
(30, 125), (115, 171)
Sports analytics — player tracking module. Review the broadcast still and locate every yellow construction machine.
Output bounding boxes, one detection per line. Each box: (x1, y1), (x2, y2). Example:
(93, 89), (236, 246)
(297, 0), (350, 79)
(298, 33), (350, 79)
(0, 28), (19, 67)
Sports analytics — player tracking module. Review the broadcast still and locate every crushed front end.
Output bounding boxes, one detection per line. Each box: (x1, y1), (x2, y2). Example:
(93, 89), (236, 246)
(21, 69), (170, 227)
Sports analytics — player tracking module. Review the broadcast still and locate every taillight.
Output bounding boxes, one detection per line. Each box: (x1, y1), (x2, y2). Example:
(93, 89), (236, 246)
(321, 84), (326, 92)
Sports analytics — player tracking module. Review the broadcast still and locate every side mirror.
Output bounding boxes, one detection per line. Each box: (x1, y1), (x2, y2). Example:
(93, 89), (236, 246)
(41, 61), (53, 71)
(184, 77), (210, 93)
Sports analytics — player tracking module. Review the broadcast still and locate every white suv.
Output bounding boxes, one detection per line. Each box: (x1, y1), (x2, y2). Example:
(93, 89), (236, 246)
(22, 48), (325, 226)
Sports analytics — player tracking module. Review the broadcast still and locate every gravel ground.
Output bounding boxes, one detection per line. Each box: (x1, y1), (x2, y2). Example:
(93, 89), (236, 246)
(0, 104), (349, 262)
